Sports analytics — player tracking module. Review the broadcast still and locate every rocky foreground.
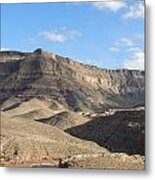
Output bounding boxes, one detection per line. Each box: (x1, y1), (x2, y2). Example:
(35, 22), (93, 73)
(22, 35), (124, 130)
(0, 98), (145, 169)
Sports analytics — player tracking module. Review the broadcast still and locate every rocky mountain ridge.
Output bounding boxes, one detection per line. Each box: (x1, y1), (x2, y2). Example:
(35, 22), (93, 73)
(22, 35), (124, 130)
(0, 48), (145, 112)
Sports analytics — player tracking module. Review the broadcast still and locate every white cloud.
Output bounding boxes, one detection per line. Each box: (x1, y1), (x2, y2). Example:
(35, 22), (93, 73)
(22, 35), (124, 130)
(39, 29), (80, 43)
(124, 51), (144, 70)
(40, 30), (66, 43)
(120, 38), (134, 47)
(127, 47), (142, 53)
(92, 1), (144, 20)
(109, 35), (144, 70)
(109, 47), (120, 52)
(111, 35), (144, 52)
(0, 48), (10, 51)
(124, 2), (144, 19)
(92, 1), (126, 12)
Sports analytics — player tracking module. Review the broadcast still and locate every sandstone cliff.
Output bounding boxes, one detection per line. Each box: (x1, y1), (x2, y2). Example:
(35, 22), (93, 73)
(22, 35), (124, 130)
(0, 49), (145, 112)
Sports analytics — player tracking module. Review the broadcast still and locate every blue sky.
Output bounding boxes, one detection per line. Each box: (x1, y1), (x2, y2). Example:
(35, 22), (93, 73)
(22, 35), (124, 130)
(1, 1), (145, 70)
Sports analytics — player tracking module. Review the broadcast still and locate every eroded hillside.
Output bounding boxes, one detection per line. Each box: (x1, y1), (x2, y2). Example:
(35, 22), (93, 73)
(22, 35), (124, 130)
(0, 49), (144, 112)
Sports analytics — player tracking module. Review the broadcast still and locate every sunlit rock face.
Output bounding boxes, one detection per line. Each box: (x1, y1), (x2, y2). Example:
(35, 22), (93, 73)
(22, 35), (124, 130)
(0, 49), (145, 112)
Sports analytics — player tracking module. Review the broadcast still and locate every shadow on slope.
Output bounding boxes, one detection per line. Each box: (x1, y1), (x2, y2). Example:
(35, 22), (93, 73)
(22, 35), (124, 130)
(65, 109), (145, 155)
(35, 111), (89, 130)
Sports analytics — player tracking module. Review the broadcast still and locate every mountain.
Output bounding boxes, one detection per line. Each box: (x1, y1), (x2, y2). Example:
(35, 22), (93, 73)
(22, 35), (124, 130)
(0, 49), (145, 169)
(0, 48), (145, 112)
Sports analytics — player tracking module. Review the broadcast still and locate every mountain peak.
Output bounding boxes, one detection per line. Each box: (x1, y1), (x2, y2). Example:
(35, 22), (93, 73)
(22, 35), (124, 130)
(33, 48), (43, 55)
(32, 48), (58, 61)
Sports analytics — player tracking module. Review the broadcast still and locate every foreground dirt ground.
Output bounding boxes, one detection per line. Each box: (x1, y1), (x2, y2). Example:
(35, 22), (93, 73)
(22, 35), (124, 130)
(0, 99), (145, 169)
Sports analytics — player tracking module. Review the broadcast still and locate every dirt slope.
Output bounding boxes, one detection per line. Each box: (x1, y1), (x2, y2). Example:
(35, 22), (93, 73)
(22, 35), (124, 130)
(1, 110), (144, 169)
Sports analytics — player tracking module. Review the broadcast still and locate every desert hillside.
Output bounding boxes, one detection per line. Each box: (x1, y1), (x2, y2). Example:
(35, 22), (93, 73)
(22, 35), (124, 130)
(0, 49), (145, 169)
(1, 101), (144, 169)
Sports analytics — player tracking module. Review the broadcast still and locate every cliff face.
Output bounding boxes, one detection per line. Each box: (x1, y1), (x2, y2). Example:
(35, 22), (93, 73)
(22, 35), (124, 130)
(0, 49), (145, 112)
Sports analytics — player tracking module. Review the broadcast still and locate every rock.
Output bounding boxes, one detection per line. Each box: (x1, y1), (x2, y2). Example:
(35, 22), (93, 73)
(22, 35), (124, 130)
(0, 49), (144, 111)
(33, 48), (43, 55)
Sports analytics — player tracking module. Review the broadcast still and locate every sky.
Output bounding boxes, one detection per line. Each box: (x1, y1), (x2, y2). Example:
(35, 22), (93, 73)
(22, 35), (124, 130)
(0, 0), (145, 70)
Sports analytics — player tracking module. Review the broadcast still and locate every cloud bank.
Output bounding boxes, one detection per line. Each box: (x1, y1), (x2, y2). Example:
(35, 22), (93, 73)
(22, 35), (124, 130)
(124, 2), (144, 19)
(123, 51), (144, 70)
(93, 1), (126, 12)
(92, 1), (144, 19)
